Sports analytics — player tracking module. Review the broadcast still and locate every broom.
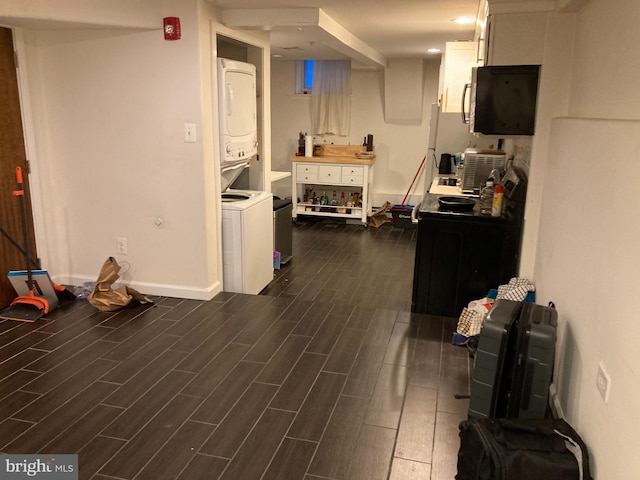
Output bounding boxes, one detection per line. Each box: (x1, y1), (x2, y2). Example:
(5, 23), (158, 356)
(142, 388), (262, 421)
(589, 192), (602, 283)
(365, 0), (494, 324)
(0, 167), (50, 322)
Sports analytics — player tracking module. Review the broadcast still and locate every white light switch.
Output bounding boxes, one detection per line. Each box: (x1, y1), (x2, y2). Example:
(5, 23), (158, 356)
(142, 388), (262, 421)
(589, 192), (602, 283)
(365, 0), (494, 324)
(184, 123), (196, 143)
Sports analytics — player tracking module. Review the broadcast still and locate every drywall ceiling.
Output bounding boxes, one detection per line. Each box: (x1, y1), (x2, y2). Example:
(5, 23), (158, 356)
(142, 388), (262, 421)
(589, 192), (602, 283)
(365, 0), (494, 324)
(213, 0), (557, 67)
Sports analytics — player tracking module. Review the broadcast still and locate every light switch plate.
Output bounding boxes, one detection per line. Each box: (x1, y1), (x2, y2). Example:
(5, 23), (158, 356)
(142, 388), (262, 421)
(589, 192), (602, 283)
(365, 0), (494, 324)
(184, 123), (196, 143)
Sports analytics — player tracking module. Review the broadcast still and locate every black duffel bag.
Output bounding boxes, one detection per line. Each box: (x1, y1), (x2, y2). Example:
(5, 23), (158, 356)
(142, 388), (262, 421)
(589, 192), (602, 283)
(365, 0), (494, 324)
(456, 417), (591, 480)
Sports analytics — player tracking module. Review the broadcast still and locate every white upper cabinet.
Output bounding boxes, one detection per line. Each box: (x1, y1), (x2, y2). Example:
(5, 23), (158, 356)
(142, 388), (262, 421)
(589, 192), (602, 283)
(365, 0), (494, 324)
(440, 41), (478, 113)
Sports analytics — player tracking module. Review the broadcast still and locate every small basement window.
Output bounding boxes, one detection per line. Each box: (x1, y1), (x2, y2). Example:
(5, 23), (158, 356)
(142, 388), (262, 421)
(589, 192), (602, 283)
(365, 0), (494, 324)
(294, 60), (314, 94)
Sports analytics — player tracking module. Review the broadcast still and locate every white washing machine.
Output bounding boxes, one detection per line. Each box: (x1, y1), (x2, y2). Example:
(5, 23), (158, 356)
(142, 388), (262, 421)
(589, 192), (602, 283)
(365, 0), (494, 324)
(221, 189), (274, 294)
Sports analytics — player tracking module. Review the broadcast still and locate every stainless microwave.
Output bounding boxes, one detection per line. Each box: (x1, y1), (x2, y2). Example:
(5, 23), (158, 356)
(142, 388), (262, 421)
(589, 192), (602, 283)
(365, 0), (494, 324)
(462, 65), (540, 136)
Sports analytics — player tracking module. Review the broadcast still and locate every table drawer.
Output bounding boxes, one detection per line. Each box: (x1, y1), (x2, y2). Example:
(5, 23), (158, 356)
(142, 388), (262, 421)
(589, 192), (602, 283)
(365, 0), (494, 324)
(318, 165), (342, 184)
(341, 174), (364, 186)
(341, 166), (364, 178)
(296, 163), (319, 182)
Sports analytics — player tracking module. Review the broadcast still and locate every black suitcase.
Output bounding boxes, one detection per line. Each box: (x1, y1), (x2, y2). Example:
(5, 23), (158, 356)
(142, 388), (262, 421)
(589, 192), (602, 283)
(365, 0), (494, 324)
(468, 299), (557, 419)
(456, 417), (591, 480)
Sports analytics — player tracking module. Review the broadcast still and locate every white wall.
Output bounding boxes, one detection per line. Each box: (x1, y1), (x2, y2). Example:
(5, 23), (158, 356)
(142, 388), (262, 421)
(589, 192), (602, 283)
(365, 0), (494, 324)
(528, 0), (640, 477)
(271, 59), (440, 207)
(8, 0), (269, 300)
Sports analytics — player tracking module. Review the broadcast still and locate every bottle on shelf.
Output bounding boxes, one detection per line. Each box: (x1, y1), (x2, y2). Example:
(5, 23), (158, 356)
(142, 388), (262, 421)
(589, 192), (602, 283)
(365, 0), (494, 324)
(320, 191), (329, 205)
(479, 178), (495, 215)
(303, 188), (309, 203)
(337, 191), (346, 214)
(492, 184), (504, 217)
(331, 191), (338, 206)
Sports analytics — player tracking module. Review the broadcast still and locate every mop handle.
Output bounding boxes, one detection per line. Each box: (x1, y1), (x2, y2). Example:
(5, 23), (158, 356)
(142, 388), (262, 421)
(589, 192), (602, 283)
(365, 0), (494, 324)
(401, 155), (426, 206)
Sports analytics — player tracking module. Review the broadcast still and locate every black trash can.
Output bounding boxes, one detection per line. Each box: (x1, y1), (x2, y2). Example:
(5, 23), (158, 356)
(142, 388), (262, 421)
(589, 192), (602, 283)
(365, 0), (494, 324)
(273, 198), (292, 265)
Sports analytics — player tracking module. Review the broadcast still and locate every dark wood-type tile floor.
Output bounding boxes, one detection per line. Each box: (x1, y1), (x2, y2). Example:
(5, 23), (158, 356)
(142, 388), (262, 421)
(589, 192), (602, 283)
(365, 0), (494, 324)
(0, 217), (471, 480)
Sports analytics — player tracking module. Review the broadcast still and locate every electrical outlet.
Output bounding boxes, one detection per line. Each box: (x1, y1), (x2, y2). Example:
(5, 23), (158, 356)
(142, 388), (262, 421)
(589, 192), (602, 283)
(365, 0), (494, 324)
(596, 362), (611, 403)
(116, 237), (128, 255)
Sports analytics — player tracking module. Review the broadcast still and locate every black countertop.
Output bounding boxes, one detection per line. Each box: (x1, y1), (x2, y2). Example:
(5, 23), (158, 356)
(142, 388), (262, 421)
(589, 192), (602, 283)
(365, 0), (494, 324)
(418, 192), (518, 223)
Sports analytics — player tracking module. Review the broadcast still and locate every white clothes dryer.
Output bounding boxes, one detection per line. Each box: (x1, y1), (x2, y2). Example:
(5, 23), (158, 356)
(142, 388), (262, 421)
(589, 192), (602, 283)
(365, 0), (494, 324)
(221, 190), (273, 294)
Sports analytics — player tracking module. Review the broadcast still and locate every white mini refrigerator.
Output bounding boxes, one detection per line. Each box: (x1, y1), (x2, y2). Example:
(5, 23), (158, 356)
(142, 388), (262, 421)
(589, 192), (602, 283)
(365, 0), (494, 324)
(221, 190), (274, 294)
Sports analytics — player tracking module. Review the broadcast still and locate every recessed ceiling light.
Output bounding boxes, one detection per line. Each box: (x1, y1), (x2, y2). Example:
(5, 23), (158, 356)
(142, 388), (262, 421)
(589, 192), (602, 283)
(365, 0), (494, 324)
(427, 48), (441, 54)
(453, 16), (475, 24)
(272, 54), (283, 58)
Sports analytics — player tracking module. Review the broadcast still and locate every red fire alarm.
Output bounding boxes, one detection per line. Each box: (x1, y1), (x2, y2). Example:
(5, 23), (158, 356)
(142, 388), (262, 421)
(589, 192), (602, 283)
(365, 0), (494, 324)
(163, 17), (181, 40)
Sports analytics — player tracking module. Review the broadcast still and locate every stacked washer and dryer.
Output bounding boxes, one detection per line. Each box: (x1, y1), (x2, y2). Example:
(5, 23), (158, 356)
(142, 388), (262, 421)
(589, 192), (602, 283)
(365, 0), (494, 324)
(218, 58), (273, 295)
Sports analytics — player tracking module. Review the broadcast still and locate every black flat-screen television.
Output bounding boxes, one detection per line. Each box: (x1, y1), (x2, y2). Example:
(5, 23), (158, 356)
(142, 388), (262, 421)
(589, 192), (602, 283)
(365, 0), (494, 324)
(469, 65), (540, 136)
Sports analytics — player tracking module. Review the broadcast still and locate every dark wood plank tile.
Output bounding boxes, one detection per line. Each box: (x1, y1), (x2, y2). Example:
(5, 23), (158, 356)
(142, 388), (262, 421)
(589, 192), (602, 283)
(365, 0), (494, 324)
(24, 339), (117, 394)
(0, 369), (41, 402)
(14, 359), (117, 423)
(135, 420), (214, 480)
(278, 298), (313, 323)
(307, 394), (368, 479)
(437, 354), (470, 416)
(291, 301), (332, 337)
(408, 317), (444, 388)
(4, 380), (117, 453)
(394, 384), (437, 464)
(102, 318), (176, 361)
(255, 334), (310, 385)
(269, 352), (326, 411)
(177, 454), (228, 480)
(41, 404), (124, 454)
(0, 419), (34, 450)
(25, 328), (115, 373)
(99, 394), (203, 479)
(101, 370), (195, 439)
(220, 408), (295, 480)
(77, 435), (126, 480)
(0, 331), (53, 363)
(174, 320), (250, 373)
(199, 382), (278, 458)
(243, 320), (299, 364)
(231, 301), (289, 345)
(342, 343), (387, 399)
(178, 454), (229, 480)
(99, 333), (180, 383)
(262, 437), (317, 480)
(190, 360), (263, 424)
(365, 363), (408, 429)
(306, 313), (348, 355)
(344, 424), (396, 480)
(323, 327), (365, 374)
(363, 308), (398, 346)
(0, 348), (46, 381)
(103, 349), (188, 407)
(345, 306), (377, 330)
(168, 310), (229, 352)
(97, 302), (159, 329)
(0, 389), (39, 423)
(389, 457), (431, 480)
(288, 371), (347, 442)
(431, 411), (465, 480)
(158, 298), (206, 322)
(383, 321), (417, 367)
(181, 342), (251, 397)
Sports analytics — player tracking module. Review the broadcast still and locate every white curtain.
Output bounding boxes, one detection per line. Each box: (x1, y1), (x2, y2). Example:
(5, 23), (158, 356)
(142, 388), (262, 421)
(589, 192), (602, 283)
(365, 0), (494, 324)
(310, 60), (351, 136)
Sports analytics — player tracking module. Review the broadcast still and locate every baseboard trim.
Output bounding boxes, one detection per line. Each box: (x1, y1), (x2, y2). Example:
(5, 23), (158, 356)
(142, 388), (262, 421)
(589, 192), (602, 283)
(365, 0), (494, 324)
(549, 383), (565, 419)
(53, 274), (223, 301)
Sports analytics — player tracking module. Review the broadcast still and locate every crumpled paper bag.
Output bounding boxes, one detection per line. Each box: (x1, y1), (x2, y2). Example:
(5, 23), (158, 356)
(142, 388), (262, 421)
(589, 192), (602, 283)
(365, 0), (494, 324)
(88, 257), (152, 312)
(368, 201), (392, 228)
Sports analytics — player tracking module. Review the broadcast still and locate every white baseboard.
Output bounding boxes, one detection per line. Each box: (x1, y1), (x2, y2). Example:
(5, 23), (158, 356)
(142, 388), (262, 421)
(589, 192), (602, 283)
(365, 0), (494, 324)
(52, 274), (223, 301)
(549, 383), (565, 418)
